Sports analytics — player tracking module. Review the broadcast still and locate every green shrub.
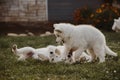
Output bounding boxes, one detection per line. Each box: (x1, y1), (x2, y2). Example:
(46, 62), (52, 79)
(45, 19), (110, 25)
(73, 4), (120, 31)
(73, 7), (93, 24)
(91, 4), (120, 30)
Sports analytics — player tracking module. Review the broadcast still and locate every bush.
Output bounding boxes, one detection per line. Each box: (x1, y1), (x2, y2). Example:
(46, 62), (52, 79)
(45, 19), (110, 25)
(73, 4), (120, 31)
(92, 4), (120, 30)
(73, 7), (93, 24)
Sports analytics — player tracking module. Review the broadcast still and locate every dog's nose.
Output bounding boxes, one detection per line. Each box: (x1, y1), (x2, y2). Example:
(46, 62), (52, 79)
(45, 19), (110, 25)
(50, 52), (53, 54)
(62, 40), (64, 43)
(51, 58), (54, 61)
(68, 54), (71, 58)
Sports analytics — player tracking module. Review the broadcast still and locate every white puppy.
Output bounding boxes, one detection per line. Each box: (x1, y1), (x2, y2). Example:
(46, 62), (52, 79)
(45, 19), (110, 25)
(54, 23), (117, 63)
(33, 47), (50, 61)
(12, 44), (35, 61)
(49, 45), (91, 64)
(112, 18), (120, 32)
(48, 45), (65, 63)
(33, 45), (61, 62)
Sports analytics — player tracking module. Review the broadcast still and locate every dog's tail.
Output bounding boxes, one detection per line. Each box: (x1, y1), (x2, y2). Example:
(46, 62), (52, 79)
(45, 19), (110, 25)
(12, 44), (17, 52)
(105, 45), (117, 56)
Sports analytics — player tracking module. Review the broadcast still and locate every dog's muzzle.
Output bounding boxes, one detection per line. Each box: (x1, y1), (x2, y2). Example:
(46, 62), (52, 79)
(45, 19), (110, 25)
(51, 58), (54, 61)
(56, 40), (64, 45)
(62, 40), (65, 44)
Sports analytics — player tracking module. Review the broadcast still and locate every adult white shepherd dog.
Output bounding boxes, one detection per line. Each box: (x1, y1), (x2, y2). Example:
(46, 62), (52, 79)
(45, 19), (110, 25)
(53, 23), (117, 63)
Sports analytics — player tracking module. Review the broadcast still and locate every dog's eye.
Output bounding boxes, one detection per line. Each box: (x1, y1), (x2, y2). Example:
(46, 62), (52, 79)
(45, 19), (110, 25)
(56, 35), (60, 37)
(50, 52), (53, 54)
(51, 58), (54, 61)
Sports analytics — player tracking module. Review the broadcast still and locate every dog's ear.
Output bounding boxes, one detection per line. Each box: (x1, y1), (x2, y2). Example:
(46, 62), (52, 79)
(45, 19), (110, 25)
(53, 23), (63, 33)
(12, 44), (17, 50)
(11, 48), (15, 53)
(55, 49), (61, 55)
(11, 44), (17, 53)
(55, 29), (62, 33)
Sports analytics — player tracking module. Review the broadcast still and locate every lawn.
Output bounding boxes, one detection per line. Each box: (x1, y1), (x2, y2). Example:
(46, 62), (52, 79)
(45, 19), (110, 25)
(0, 32), (120, 80)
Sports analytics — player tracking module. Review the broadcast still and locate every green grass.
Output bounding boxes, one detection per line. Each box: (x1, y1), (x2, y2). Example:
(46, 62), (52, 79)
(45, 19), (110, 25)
(0, 32), (120, 80)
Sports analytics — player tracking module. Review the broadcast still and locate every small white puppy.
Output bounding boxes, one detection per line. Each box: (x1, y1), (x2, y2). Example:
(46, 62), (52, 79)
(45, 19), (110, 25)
(12, 44), (35, 61)
(48, 45), (92, 64)
(33, 47), (50, 61)
(33, 45), (61, 62)
(112, 17), (120, 32)
(48, 45), (65, 63)
(54, 23), (117, 63)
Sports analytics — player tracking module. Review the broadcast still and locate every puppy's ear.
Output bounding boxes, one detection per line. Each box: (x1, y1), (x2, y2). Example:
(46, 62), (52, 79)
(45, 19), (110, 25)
(11, 48), (15, 53)
(12, 44), (17, 50)
(54, 29), (62, 33)
(55, 49), (61, 55)
(11, 44), (17, 53)
(53, 23), (63, 33)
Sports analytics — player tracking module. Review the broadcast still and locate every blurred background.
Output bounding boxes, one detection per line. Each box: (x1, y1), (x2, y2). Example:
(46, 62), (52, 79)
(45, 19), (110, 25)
(0, 0), (120, 35)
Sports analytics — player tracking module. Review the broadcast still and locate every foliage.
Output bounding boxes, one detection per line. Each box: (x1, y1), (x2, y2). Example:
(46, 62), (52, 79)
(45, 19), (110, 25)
(73, 4), (120, 30)
(0, 32), (120, 80)
(73, 7), (93, 24)
(92, 4), (120, 30)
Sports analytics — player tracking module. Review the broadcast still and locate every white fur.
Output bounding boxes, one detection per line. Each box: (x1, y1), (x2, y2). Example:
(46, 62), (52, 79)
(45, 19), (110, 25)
(33, 45), (61, 62)
(54, 23), (117, 63)
(65, 51), (92, 64)
(73, 52), (92, 63)
(12, 44), (35, 61)
(112, 18), (120, 32)
(47, 45), (65, 63)
(33, 47), (50, 61)
(48, 45), (91, 64)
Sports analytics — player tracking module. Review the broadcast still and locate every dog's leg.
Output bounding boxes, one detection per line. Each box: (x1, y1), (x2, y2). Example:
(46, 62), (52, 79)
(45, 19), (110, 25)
(18, 55), (26, 61)
(93, 46), (105, 63)
(64, 46), (71, 60)
(32, 53), (39, 59)
(68, 49), (73, 58)
(87, 48), (96, 62)
(73, 48), (84, 63)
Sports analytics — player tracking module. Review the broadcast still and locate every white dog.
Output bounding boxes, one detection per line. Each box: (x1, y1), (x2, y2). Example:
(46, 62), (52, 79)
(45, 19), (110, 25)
(12, 44), (35, 61)
(54, 23), (117, 63)
(33, 45), (62, 62)
(49, 45), (92, 64)
(112, 17), (120, 32)
(48, 45), (65, 63)
(33, 47), (50, 61)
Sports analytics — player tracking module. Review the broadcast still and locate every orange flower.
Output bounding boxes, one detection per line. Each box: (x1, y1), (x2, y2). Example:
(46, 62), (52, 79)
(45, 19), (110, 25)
(96, 9), (102, 13)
